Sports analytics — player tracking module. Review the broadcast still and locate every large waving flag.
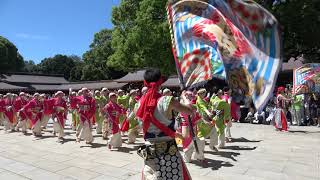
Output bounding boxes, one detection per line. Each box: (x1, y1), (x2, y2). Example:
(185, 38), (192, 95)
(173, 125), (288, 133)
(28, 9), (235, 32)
(167, 0), (282, 110)
(293, 63), (320, 94)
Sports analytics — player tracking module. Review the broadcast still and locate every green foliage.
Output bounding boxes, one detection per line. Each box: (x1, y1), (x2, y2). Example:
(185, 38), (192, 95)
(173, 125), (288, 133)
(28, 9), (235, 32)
(109, 0), (176, 76)
(23, 60), (38, 72)
(257, 0), (320, 62)
(0, 36), (25, 72)
(82, 29), (125, 81)
(37, 54), (80, 80)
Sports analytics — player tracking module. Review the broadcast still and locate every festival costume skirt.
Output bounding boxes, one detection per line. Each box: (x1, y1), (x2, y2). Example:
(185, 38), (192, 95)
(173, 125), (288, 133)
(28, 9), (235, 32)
(141, 140), (191, 180)
(274, 108), (288, 131)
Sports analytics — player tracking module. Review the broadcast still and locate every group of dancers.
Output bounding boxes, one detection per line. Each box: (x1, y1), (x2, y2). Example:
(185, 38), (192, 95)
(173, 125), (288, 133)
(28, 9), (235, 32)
(0, 84), (237, 164)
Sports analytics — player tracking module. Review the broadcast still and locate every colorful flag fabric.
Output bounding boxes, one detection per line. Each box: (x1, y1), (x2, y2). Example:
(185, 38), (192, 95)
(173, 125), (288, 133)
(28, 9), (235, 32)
(167, 0), (282, 110)
(293, 64), (320, 94)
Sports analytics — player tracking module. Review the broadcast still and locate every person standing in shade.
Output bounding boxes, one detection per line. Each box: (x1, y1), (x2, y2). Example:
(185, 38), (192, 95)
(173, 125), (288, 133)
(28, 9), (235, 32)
(292, 94), (304, 126)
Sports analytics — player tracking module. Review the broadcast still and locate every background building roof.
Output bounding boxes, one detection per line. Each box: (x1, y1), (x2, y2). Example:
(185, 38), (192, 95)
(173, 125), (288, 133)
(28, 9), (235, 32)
(0, 73), (69, 84)
(162, 76), (180, 88)
(115, 70), (146, 83)
(60, 81), (127, 90)
(0, 82), (28, 91)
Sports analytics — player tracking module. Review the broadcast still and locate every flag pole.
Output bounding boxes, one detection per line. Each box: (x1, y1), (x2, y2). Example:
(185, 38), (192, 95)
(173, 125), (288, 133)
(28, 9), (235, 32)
(167, 4), (199, 154)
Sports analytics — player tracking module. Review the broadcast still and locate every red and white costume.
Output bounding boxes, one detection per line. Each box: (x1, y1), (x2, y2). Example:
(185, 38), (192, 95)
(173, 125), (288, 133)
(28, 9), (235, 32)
(102, 100), (126, 148)
(275, 87), (288, 131)
(14, 96), (28, 133)
(23, 98), (43, 136)
(3, 96), (16, 131)
(52, 97), (67, 138)
(71, 95), (96, 143)
(41, 98), (55, 128)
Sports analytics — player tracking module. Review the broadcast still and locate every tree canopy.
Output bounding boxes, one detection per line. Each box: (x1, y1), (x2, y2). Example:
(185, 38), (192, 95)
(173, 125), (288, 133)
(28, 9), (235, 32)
(108, 0), (176, 76)
(81, 29), (125, 81)
(0, 36), (25, 72)
(258, 0), (320, 62)
(36, 54), (79, 80)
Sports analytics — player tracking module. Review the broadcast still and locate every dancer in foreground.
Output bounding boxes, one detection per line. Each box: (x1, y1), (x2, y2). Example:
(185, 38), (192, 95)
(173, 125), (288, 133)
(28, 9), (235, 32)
(136, 68), (193, 180)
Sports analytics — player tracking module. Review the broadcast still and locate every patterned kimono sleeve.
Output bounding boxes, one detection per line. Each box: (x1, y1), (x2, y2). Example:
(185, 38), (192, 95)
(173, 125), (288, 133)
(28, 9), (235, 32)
(89, 98), (96, 119)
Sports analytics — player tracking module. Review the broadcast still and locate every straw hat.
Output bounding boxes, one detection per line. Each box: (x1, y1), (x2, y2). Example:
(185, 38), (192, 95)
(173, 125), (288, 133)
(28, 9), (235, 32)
(197, 88), (206, 94)
(109, 92), (117, 98)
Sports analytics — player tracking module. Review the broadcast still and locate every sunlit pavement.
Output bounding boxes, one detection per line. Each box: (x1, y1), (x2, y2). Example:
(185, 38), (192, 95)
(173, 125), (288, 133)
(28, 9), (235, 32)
(0, 118), (319, 180)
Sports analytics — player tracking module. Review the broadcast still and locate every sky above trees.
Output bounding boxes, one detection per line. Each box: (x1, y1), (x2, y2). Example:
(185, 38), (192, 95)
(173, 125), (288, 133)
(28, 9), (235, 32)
(0, 0), (120, 63)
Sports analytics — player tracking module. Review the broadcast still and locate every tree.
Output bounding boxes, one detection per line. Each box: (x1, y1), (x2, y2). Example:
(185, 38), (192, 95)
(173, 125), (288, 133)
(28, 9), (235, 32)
(0, 36), (25, 72)
(37, 54), (80, 80)
(23, 60), (38, 72)
(108, 0), (176, 75)
(257, 0), (320, 62)
(82, 29), (125, 81)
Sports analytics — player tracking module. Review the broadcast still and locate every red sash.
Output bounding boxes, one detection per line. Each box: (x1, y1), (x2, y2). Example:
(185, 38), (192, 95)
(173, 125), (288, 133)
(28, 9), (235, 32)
(136, 78), (176, 138)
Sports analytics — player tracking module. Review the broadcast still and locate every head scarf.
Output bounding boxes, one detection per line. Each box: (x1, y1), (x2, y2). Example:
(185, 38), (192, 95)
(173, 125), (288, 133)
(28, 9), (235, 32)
(277, 86), (285, 95)
(136, 77), (176, 138)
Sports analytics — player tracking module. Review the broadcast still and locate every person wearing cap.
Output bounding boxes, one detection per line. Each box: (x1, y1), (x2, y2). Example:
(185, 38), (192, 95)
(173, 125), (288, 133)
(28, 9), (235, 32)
(14, 92), (29, 134)
(178, 90), (204, 164)
(274, 86), (290, 131)
(162, 88), (172, 96)
(117, 89), (129, 130)
(222, 87), (233, 142)
(69, 91), (79, 131)
(52, 91), (67, 141)
(210, 89), (229, 149)
(126, 89), (139, 144)
(195, 88), (216, 165)
(23, 93), (44, 136)
(102, 92), (126, 149)
(94, 90), (104, 134)
(40, 94), (55, 130)
(100, 88), (109, 106)
(3, 93), (16, 132)
(70, 88), (96, 144)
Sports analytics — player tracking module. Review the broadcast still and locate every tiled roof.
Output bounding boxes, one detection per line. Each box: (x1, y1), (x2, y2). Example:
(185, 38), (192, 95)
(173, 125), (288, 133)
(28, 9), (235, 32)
(162, 76), (181, 88)
(0, 73), (69, 84)
(60, 81), (127, 90)
(0, 82), (28, 91)
(115, 70), (146, 83)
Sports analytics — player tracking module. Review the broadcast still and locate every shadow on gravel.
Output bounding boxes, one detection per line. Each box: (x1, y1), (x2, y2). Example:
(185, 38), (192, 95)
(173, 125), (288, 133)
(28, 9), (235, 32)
(222, 146), (257, 151)
(60, 138), (76, 144)
(34, 135), (56, 140)
(64, 132), (76, 136)
(230, 137), (262, 143)
(193, 159), (234, 170)
(80, 142), (106, 148)
(113, 145), (141, 154)
(288, 130), (320, 134)
(204, 151), (240, 161)
(223, 146), (257, 151)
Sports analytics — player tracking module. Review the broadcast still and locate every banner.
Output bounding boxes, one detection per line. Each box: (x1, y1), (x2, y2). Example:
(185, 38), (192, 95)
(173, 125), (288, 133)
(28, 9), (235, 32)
(167, 0), (282, 110)
(293, 63), (320, 94)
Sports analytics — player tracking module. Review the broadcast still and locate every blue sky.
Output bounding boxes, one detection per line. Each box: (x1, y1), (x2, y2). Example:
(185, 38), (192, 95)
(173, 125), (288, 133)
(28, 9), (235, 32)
(0, 0), (120, 63)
